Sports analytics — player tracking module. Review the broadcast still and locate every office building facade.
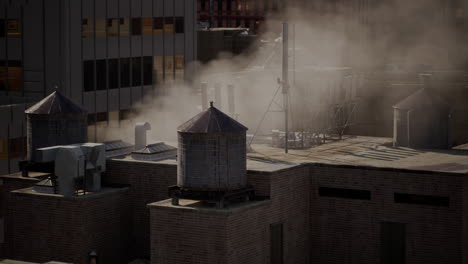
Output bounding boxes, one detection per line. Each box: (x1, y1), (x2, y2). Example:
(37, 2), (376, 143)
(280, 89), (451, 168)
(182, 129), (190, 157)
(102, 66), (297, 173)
(0, 0), (197, 175)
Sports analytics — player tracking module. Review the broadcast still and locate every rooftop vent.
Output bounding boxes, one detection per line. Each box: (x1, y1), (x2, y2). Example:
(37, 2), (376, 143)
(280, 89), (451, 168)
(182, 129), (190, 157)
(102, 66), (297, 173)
(104, 140), (134, 158)
(131, 142), (177, 161)
(393, 74), (451, 149)
(135, 122), (151, 150)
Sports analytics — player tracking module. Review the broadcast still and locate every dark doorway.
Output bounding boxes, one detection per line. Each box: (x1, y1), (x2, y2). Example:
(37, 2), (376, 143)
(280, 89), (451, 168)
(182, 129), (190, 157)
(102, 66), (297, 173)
(381, 222), (406, 264)
(270, 223), (283, 264)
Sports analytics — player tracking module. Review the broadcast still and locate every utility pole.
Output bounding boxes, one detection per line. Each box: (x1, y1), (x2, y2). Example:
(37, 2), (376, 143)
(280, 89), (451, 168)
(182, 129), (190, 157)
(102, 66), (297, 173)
(282, 23), (289, 153)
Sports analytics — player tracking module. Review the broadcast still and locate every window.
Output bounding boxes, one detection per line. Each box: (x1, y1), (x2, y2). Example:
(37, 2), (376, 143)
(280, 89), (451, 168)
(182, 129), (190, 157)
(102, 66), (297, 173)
(0, 139), (7, 160)
(96, 112), (108, 122)
(95, 19), (106, 37)
(165, 55), (174, 81)
(119, 109), (135, 120)
(119, 18), (130, 36)
(218, 0), (223, 11)
(394, 193), (449, 207)
(319, 187), (371, 200)
(201, 0), (206, 11)
(108, 59), (119, 89)
(107, 18), (119, 36)
(143, 18), (153, 35)
(0, 20), (5, 37)
(83, 61), (95, 91)
(96, 60), (107, 90)
(88, 113), (108, 125)
(164, 17), (174, 33)
(0, 61), (23, 92)
(9, 137), (26, 159)
(154, 56), (163, 84)
(153, 18), (163, 34)
(132, 57), (142, 86)
(175, 55), (184, 82)
(0, 217), (4, 244)
(120, 58), (130, 87)
(7, 19), (21, 38)
(227, 0), (231, 11)
(175, 17), (184, 33)
(131, 18), (142, 35)
(82, 19), (94, 38)
(143, 56), (153, 86)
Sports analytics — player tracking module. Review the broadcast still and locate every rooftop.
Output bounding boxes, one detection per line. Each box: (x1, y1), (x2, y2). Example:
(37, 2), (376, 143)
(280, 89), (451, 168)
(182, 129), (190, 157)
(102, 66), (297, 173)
(248, 136), (468, 175)
(148, 198), (270, 215)
(109, 136), (468, 174)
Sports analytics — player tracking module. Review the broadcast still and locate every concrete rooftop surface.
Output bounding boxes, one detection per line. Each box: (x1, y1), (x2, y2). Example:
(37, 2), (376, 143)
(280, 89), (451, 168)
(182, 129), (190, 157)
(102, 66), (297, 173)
(248, 136), (468, 174)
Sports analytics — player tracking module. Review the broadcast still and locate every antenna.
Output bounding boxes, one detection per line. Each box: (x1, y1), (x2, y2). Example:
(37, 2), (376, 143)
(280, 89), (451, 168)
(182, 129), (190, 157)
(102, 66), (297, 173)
(282, 23), (289, 154)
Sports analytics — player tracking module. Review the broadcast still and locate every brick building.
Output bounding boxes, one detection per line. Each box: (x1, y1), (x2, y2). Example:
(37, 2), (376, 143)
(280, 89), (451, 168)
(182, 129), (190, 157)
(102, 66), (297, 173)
(2, 91), (468, 264)
(2, 134), (468, 263)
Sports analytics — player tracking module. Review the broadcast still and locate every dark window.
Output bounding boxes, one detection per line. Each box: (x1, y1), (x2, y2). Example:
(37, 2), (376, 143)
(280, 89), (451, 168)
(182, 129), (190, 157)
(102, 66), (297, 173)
(201, 0), (206, 11)
(119, 109), (135, 120)
(381, 222), (406, 264)
(227, 0), (231, 11)
(394, 193), (449, 207)
(131, 18), (142, 35)
(143, 56), (153, 86)
(120, 58), (130, 87)
(108, 59), (119, 89)
(319, 187), (371, 200)
(132, 57), (142, 87)
(9, 137), (26, 159)
(218, 0), (223, 11)
(83, 61), (95, 91)
(0, 20), (5, 37)
(88, 114), (96, 125)
(96, 112), (108, 122)
(153, 18), (163, 30)
(175, 17), (184, 33)
(270, 223), (283, 264)
(96, 60), (107, 90)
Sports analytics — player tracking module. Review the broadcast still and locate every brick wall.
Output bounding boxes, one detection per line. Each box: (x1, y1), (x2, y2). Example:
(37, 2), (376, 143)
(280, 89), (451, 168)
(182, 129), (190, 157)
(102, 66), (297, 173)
(105, 160), (177, 259)
(310, 164), (463, 264)
(150, 165), (311, 264)
(150, 205), (230, 264)
(0, 175), (44, 258)
(7, 188), (131, 264)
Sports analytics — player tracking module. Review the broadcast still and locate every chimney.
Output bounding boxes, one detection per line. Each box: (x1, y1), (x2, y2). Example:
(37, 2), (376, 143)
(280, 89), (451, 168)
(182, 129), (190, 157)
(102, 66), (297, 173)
(135, 122), (151, 150)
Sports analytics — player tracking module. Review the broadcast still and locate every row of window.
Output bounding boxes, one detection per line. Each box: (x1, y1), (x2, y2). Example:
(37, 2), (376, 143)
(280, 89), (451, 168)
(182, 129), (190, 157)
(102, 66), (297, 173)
(318, 187), (450, 207)
(0, 61), (23, 92)
(88, 109), (135, 125)
(0, 137), (26, 160)
(82, 17), (184, 38)
(0, 19), (21, 38)
(200, 0), (285, 12)
(83, 55), (184, 91)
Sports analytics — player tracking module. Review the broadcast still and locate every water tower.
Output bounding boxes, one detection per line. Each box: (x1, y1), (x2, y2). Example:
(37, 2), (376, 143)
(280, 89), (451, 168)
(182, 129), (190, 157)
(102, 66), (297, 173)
(25, 90), (88, 160)
(171, 102), (253, 208)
